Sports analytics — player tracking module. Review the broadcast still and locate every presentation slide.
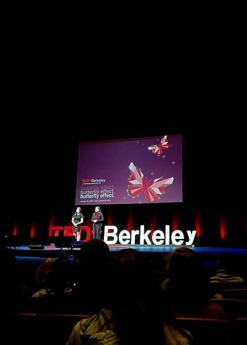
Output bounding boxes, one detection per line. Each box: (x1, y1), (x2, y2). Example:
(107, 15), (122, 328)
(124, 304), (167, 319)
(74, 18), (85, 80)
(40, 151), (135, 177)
(75, 134), (182, 205)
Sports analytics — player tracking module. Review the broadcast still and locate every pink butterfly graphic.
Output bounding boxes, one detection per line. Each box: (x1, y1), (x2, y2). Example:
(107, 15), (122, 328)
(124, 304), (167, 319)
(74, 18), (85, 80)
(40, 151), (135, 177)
(128, 162), (174, 202)
(148, 135), (169, 156)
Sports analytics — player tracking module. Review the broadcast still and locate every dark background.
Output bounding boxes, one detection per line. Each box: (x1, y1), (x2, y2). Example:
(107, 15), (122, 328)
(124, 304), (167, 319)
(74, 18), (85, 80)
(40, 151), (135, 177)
(2, 15), (246, 247)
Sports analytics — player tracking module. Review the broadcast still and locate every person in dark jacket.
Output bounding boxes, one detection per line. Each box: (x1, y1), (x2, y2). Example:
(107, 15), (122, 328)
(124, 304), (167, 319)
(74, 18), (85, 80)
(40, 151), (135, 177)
(91, 206), (104, 239)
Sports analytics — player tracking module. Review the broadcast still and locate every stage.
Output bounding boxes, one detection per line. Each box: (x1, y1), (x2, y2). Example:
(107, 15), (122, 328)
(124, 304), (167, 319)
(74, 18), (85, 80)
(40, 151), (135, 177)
(6, 242), (247, 270)
(7, 243), (247, 255)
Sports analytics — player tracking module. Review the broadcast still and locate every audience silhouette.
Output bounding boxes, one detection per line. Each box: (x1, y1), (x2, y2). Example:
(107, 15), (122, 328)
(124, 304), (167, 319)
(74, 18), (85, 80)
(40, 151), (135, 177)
(160, 246), (229, 320)
(210, 251), (245, 283)
(66, 247), (194, 345)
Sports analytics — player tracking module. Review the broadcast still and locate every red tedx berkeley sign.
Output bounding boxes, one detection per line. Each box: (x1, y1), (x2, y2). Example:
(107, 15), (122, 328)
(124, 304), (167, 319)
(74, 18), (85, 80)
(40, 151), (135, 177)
(50, 225), (91, 242)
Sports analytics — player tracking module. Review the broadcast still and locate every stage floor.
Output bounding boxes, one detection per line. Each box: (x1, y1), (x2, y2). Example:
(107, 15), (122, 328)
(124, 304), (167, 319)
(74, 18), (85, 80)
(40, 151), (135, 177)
(6, 243), (247, 275)
(7, 243), (247, 256)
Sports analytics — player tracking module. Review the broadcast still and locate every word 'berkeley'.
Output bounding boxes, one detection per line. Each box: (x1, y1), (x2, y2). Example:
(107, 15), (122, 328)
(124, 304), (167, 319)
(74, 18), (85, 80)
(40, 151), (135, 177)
(103, 225), (196, 246)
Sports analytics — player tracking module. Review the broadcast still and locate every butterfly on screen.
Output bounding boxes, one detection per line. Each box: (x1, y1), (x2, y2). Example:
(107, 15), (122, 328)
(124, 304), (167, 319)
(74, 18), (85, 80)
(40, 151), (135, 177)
(147, 135), (169, 156)
(127, 162), (174, 202)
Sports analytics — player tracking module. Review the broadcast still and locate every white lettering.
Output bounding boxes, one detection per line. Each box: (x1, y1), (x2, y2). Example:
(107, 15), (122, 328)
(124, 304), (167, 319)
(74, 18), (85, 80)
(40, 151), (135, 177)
(103, 225), (197, 246)
(165, 225), (170, 245)
(119, 230), (130, 244)
(140, 225), (151, 245)
(152, 230), (164, 245)
(186, 230), (197, 246)
(171, 230), (184, 246)
(131, 230), (139, 244)
(103, 226), (118, 244)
